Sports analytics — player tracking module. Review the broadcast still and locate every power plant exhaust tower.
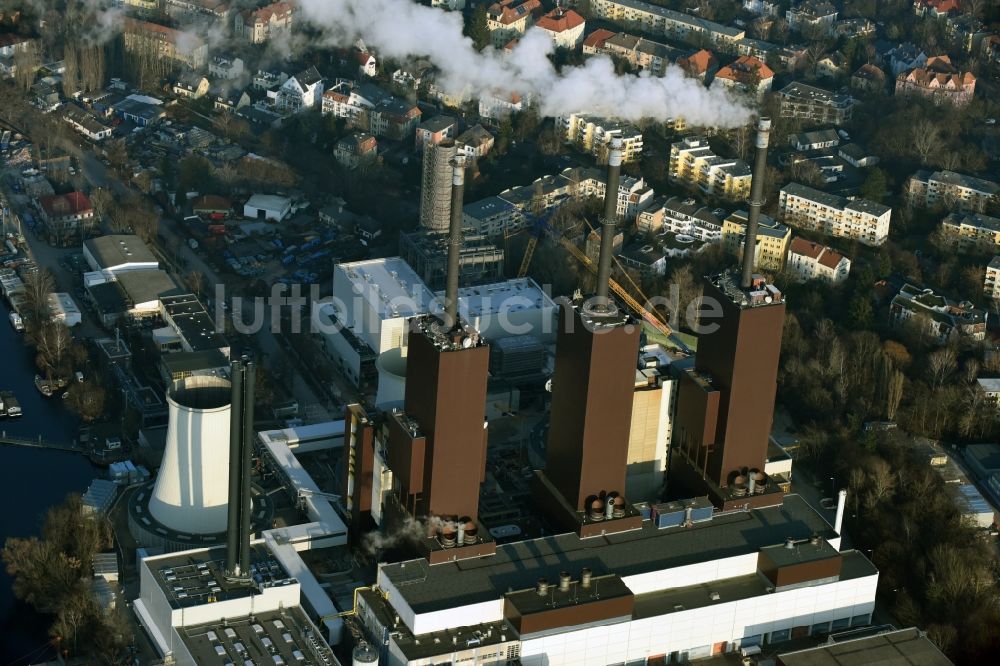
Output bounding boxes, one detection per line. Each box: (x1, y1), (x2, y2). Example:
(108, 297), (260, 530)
(226, 356), (255, 578)
(670, 117), (788, 510)
(148, 375), (234, 535)
(533, 137), (643, 537)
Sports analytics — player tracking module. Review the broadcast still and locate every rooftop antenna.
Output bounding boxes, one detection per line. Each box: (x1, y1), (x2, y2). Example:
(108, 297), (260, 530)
(444, 155), (467, 330)
(594, 137), (623, 312)
(740, 117), (772, 289)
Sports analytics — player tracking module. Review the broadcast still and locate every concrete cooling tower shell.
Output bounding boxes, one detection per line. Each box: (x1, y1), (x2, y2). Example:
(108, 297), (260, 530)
(148, 376), (232, 534)
(375, 347), (407, 411)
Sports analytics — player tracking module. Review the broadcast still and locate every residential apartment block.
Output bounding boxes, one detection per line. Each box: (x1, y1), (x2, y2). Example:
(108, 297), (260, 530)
(785, 238), (851, 284)
(940, 211), (1000, 252)
(334, 133), (378, 170)
(778, 182), (891, 246)
(669, 136), (751, 201)
(463, 197), (525, 236)
(123, 18), (207, 70)
(590, 0), (746, 52)
(722, 210), (791, 272)
(907, 170), (1000, 213)
(890, 283), (986, 344)
(275, 67), (323, 114)
(636, 196), (723, 242)
(486, 0), (542, 48)
(38, 192), (97, 246)
(234, 1), (294, 44)
(985, 256), (1000, 300)
(322, 82), (421, 140)
(776, 82), (856, 125)
(585, 31), (684, 77)
(561, 113), (643, 164)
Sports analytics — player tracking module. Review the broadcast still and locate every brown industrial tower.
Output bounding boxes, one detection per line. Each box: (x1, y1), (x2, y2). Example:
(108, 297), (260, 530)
(534, 138), (644, 537)
(671, 118), (787, 510)
(382, 156), (496, 563)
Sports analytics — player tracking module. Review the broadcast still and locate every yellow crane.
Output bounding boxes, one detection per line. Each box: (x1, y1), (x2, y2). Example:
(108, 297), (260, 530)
(513, 217), (672, 337)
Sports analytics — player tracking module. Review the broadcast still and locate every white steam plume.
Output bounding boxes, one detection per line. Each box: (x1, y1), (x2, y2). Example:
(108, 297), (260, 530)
(296, 0), (751, 126)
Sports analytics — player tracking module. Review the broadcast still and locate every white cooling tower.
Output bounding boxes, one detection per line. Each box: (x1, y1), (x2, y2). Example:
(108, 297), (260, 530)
(375, 347), (407, 411)
(148, 376), (232, 534)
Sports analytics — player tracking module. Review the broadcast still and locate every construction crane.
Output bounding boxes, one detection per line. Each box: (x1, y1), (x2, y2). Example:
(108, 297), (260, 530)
(515, 214), (671, 336)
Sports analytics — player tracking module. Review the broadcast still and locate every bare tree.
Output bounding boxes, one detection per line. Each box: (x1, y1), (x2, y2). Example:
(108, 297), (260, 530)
(926, 348), (957, 389)
(911, 119), (945, 166)
(22, 269), (55, 328)
(885, 369), (904, 421)
(34, 322), (74, 378)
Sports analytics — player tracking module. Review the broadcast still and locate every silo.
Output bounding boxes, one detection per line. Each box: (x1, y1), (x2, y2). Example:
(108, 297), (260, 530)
(148, 376), (232, 534)
(419, 139), (457, 231)
(352, 642), (379, 666)
(374, 347), (407, 411)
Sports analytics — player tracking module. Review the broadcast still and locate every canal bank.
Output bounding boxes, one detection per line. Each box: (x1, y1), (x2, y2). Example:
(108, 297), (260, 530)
(0, 297), (99, 664)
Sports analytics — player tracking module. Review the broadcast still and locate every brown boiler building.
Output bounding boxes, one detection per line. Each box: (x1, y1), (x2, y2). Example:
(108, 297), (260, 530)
(671, 271), (786, 509)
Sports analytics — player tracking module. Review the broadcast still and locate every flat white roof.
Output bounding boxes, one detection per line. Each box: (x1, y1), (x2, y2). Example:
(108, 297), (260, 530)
(336, 257), (436, 319)
(245, 193), (291, 211)
(434, 277), (556, 317)
(48, 292), (81, 315)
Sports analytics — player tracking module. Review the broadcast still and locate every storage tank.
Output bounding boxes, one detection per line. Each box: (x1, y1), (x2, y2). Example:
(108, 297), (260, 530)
(148, 376), (232, 534)
(375, 347), (407, 411)
(352, 641), (379, 666)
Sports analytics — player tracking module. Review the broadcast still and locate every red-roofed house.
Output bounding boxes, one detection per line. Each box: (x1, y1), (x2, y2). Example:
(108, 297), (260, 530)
(851, 63), (886, 93)
(535, 8), (586, 49)
(677, 49), (718, 81)
(786, 237), (851, 284)
(123, 17), (207, 69)
(582, 28), (616, 55)
(235, 1), (294, 44)
(38, 192), (97, 246)
(913, 0), (961, 18)
(487, 0), (542, 48)
(895, 64), (976, 105)
(714, 55), (774, 100)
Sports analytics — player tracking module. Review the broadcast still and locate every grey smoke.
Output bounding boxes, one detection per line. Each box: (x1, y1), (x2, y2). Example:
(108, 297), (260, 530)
(296, 0), (751, 126)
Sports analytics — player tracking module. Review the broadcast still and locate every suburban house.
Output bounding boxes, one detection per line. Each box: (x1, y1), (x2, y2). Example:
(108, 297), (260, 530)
(63, 107), (113, 141)
(906, 170), (1000, 212)
(851, 64), (886, 93)
(38, 192), (97, 246)
(456, 125), (495, 159)
(785, 238), (851, 284)
(786, 0), (838, 35)
(884, 42), (928, 76)
(235, 1), (294, 44)
(172, 72), (210, 99)
(677, 49), (718, 80)
(334, 133), (379, 170)
(486, 0), (542, 48)
(778, 182), (892, 246)
(913, 0), (961, 18)
(890, 283), (986, 344)
(712, 55), (774, 101)
(415, 115), (459, 151)
(209, 55), (245, 80)
(789, 129), (840, 152)
(669, 136), (751, 201)
(276, 66), (324, 114)
(534, 8), (586, 49)
(838, 143), (879, 168)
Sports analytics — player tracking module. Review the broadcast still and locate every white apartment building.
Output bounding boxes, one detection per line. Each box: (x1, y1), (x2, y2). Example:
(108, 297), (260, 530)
(778, 182), (892, 246)
(636, 196), (724, 242)
(785, 238), (852, 284)
(591, 0), (746, 51)
(463, 196), (526, 236)
(561, 113), (643, 164)
(275, 67), (324, 114)
(234, 1), (294, 45)
(208, 55), (244, 80)
(907, 169), (1000, 213)
(985, 256), (1000, 300)
(669, 136), (752, 201)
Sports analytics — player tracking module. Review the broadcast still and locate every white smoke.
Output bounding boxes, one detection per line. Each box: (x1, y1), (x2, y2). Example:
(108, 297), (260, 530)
(296, 0), (751, 126)
(360, 515), (436, 555)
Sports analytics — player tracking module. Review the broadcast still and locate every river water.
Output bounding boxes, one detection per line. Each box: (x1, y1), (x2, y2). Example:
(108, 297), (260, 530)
(0, 298), (99, 664)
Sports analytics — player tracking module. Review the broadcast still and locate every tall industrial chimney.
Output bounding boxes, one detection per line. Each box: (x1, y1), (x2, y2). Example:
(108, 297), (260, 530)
(226, 356), (255, 579)
(740, 117), (772, 289)
(595, 137), (623, 309)
(444, 156), (466, 328)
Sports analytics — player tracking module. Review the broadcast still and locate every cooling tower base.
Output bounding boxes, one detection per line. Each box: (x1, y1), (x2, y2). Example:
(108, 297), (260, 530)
(127, 481), (275, 552)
